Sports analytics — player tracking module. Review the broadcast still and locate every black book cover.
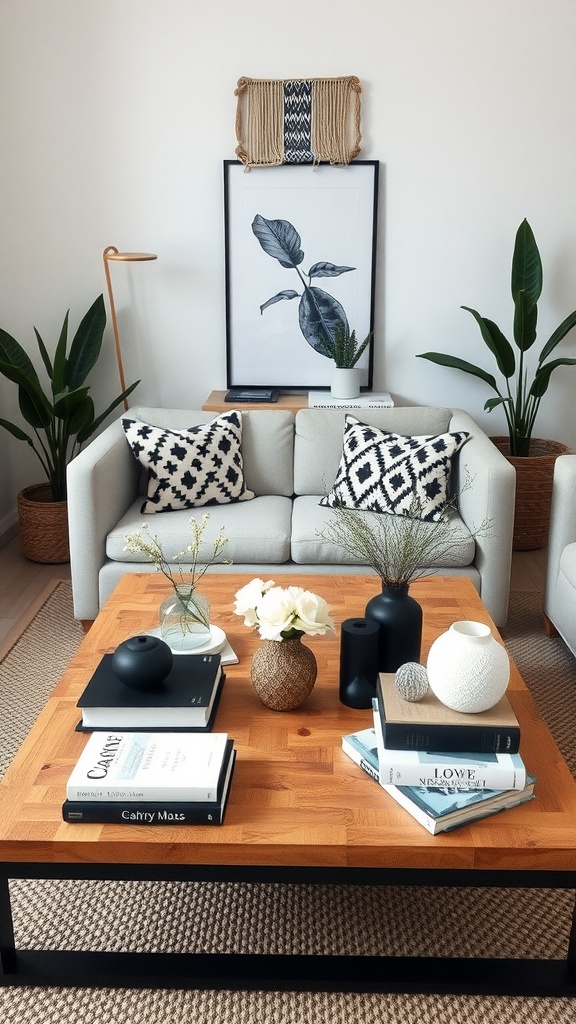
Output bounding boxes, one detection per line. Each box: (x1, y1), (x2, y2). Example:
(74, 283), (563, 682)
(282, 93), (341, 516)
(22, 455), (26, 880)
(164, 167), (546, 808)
(63, 743), (236, 825)
(76, 653), (223, 732)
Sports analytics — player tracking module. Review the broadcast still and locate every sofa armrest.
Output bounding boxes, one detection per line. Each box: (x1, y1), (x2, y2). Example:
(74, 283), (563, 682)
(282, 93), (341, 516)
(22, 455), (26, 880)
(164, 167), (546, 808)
(448, 410), (516, 627)
(544, 454), (576, 621)
(67, 417), (140, 620)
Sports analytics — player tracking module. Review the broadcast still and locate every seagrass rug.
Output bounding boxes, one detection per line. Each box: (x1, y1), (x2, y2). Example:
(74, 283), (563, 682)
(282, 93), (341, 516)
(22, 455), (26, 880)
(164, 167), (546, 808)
(0, 582), (575, 1023)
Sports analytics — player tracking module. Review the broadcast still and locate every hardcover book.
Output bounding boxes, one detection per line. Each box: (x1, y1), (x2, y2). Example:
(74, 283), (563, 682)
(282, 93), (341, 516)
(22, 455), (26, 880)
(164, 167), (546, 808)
(63, 743), (236, 825)
(66, 730), (230, 802)
(377, 672), (521, 754)
(370, 710), (536, 834)
(76, 652), (223, 730)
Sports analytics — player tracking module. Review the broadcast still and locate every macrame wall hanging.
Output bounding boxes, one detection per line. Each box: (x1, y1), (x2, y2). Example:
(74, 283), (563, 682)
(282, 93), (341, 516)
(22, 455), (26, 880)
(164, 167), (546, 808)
(234, 76), (362, 169)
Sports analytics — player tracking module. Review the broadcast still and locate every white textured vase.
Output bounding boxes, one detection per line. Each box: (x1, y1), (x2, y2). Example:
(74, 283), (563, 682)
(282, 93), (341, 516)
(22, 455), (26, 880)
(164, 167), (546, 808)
(426, 620), (510, 713)
(331, 367), (361, 400)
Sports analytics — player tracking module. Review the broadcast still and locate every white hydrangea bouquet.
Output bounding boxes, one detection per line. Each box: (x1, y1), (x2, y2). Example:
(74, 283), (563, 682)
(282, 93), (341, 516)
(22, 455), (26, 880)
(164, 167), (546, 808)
(233, 578), (334, 642)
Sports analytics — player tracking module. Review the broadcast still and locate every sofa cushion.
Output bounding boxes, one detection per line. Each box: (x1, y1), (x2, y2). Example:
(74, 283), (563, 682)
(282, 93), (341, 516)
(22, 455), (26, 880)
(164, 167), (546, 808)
(107, 495), (292, 565)
(122, 410), (255, 512)
(320, 416), (470, 522)
(291, 495), (476, 566)
(293, 407), (453, 496)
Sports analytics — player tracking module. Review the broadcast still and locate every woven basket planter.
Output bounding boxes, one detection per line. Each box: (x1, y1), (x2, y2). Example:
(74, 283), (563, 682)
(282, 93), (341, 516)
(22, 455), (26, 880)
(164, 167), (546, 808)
(491, 437), (569, 551)
(17, 483), (70, 564)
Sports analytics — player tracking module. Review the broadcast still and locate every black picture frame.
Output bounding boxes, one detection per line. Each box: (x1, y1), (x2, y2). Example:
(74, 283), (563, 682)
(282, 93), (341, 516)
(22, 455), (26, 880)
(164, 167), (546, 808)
(224, 160), (379, 391)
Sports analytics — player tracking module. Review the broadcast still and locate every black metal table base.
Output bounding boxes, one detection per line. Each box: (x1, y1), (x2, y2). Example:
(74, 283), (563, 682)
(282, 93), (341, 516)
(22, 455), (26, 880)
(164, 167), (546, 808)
(2, 864), (576, 996)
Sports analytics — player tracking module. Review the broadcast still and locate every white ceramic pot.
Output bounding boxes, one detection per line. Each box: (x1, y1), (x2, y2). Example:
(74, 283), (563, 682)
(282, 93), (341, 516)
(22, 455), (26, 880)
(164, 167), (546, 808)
(426, 620), (510, 713)
(331, 367), (361, 400)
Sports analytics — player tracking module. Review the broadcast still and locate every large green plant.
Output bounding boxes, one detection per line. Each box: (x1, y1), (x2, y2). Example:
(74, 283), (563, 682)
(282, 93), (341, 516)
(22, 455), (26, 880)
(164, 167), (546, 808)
(0, 294), (139, 500)
(417, 219), (576, 456)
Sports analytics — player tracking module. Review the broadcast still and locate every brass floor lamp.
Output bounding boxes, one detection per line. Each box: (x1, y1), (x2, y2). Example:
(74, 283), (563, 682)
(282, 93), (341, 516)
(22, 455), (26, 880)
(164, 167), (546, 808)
(102, 246), (158, 409)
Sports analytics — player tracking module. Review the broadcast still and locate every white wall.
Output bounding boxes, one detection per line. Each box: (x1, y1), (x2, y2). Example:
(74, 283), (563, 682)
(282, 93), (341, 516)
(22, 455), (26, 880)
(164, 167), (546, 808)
(2, 0), (576, 530)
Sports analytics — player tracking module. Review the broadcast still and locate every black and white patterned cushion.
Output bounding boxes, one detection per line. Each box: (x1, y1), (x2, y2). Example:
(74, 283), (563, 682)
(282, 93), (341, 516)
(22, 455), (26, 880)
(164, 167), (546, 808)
(320, 416), (470, 522)
(122, 410), (255, 513)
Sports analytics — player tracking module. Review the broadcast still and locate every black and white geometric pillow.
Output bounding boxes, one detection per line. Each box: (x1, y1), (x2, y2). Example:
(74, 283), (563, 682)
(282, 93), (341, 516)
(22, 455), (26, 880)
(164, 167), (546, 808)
(320, 416), (470, 522)
(122, 410), (255, 513)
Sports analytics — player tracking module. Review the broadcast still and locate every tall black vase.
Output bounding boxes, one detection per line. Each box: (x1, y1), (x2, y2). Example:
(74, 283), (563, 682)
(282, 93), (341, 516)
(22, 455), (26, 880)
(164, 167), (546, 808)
(365, 583), (423, 673)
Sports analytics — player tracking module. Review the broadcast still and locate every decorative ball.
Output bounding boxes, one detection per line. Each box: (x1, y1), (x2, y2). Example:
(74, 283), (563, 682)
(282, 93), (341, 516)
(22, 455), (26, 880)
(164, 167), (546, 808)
(111, 635), (173, 692)
(395, 662), (429, 702)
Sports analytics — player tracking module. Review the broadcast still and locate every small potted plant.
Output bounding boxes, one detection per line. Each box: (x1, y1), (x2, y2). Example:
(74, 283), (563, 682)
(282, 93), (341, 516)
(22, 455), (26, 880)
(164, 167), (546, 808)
(417, 219), (576, 548)
(0, 294), (139, 562)
(316, 325), (373, 399)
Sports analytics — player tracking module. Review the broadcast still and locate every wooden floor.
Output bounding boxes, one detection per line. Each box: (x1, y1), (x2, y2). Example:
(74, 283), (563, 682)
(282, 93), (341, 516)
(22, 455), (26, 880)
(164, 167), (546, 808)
(0, 535), (548, 650)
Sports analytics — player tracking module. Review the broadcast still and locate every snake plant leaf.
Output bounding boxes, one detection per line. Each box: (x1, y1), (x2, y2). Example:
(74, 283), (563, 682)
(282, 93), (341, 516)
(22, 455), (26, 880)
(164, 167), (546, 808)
(65, 294), (106, 389)
(298, 286), (349, 353)
(461, 307), (516, 377)
(416, 351), (498, 391)
(513, 289), (538, 352)
(530, 357), (576, 398)
(511, 218), (542, 307)
(308, 262), (355, 279)
(259, 290), (300, 313)
(252, 215), (304, 269)
(538, 309), (576, 363)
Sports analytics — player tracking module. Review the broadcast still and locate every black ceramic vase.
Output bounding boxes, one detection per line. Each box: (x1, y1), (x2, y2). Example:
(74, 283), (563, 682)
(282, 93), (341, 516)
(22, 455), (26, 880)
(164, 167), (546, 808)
(365, 584), (423, 673)
(111, 635), (173, 692)
(339, 617), (380, 709)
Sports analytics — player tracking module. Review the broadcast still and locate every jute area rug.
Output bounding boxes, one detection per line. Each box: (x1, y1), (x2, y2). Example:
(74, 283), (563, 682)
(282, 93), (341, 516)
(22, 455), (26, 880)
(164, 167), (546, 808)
(0, 582), (575, 1024)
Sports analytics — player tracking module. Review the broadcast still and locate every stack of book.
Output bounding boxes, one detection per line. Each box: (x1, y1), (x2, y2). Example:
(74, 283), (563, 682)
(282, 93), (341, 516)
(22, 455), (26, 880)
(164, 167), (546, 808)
(307, 391), (394, 409)
(62, 730), (236, 825)
(75, 652), (224, 731)
(342, 673), (536, 834)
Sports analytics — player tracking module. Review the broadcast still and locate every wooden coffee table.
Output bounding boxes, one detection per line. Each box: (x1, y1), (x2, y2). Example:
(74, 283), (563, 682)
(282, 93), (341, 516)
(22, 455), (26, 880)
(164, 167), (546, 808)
(1, 573), (576, 995)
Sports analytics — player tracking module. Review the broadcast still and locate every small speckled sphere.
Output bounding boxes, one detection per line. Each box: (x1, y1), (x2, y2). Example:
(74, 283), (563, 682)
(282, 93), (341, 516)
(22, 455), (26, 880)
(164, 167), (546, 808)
(395, 662), (429, 702)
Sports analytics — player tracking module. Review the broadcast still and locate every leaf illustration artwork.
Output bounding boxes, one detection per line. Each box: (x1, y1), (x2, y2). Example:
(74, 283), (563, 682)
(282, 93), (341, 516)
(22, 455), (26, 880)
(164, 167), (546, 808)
(252, 214), (356, 355)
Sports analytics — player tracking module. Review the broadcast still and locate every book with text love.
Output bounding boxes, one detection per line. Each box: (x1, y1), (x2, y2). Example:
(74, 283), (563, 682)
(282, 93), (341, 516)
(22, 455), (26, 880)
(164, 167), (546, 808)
(76, 652), (223, 730)
(66, 731), (230, 802)
(377, 673), (520, 754)
(344, 721), (536, 835)
(63, 743), (236, 825)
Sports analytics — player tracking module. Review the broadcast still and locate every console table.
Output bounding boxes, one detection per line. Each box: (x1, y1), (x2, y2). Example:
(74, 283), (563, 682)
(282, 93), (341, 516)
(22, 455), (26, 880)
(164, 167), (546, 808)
(202, 391), (308, 413)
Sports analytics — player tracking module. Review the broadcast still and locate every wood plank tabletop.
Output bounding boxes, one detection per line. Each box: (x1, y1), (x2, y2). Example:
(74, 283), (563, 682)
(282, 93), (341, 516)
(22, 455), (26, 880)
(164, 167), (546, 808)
(1, 573), (575, 872)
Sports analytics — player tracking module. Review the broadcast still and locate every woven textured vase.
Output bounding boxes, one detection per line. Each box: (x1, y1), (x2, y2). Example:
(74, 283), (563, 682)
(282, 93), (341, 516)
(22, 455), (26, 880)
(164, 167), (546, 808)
(250, 638), (318, 711)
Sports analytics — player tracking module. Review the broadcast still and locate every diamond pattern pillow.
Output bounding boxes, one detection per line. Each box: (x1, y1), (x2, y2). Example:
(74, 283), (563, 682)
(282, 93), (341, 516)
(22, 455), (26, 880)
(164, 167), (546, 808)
(320, 416), (470, 522)
(122, 410), (255, 513)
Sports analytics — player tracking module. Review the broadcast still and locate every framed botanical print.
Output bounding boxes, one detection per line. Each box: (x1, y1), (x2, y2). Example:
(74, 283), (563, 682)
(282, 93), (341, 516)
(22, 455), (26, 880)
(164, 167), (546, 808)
(224, 160), (379, 390)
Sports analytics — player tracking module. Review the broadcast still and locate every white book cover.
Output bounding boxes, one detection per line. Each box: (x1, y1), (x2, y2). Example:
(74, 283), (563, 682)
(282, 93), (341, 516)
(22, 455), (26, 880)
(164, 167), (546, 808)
(371, 703), (526, 790)
(308, 391), (394, 409)
(66, 731), (229, 802)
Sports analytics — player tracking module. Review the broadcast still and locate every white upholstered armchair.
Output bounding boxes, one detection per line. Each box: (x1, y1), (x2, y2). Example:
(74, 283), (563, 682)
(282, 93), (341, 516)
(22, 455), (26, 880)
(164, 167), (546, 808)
(544, 454), (576, 656)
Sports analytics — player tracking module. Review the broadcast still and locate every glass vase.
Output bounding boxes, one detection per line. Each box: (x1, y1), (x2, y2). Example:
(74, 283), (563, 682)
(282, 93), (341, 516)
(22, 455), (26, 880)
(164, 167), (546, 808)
(159, 584), (211, 653)
(365, 583), (423, 673)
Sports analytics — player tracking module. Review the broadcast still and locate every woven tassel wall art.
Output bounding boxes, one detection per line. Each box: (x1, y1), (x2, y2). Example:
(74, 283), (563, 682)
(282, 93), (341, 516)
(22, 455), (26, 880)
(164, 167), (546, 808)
(234, 76), (362, 168)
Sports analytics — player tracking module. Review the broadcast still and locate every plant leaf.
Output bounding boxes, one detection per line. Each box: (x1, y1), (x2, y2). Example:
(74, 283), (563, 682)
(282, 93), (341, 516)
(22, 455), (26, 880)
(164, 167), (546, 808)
(0, 328), (40, 384)
(260, 290), (300, 313)
(511, 219), (542, 307)
(251, 215), (304, 269)
(298, 287), (349, 353)
(513, 289), (538, 352)
(538, 309), (576, 362)
(65, 294), (106, 389)
(530, 357), (576, 398)
(416, 351), (498, 390)
(461, 307), (516, 377)
(50, 312), (69, 394)
(308, 262), (355, 278)
(78, 379), (141, 443)
(0, 359), (52, 426)
(0, 417), (35, 444)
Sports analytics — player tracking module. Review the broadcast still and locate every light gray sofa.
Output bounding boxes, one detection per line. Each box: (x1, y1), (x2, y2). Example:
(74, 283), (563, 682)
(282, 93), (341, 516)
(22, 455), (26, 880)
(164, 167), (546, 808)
(67, 405), (516, 626)
(544, 454), (576, 656)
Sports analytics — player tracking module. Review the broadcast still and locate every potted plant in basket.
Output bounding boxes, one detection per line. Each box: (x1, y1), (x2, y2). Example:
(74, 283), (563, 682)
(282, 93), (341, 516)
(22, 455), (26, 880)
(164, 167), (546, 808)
(417, 219), (576, 549)
(0, 294), (139, 563)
